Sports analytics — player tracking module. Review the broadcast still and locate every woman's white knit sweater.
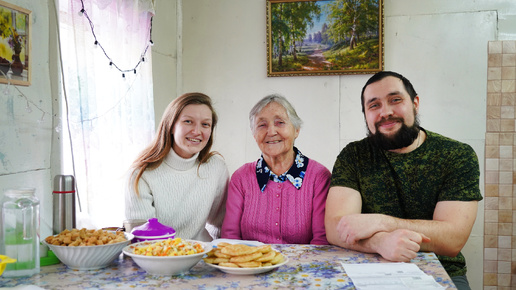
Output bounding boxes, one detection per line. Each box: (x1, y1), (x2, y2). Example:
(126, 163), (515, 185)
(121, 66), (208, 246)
(125, 149), (229, 241)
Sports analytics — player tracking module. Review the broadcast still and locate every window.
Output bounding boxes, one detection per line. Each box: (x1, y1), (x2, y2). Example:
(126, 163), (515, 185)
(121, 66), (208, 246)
(58, 0), (155, 228)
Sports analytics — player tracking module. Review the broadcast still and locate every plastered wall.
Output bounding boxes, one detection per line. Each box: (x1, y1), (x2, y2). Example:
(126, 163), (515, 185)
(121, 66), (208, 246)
(0, 0), (54, 243)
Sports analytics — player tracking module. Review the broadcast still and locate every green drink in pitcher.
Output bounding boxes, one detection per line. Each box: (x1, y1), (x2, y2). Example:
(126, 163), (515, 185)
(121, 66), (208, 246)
(1, 188), (40, 277)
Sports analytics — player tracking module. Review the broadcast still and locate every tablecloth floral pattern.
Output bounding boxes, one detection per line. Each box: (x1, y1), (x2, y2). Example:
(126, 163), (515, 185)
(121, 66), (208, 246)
(0, 244), (455, 289)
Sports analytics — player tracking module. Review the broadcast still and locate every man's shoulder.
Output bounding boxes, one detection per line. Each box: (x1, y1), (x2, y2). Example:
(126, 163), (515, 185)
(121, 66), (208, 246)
(426, 130), (474, 151)
(337, 137), (374, 159)
(424, 130), (479, 167)
(426, 130), (458, 142)
(340, 137), (370, 152)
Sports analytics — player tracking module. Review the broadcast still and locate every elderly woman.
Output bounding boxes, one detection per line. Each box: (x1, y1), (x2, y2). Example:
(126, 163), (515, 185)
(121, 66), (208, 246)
(221, 94), (331, 244)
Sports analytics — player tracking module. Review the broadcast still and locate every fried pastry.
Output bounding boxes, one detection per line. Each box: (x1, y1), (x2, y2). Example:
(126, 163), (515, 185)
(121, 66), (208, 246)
(213, 249), (232, 259)
(235, 261), (261, 268)
(220, 244), (259, 256)
(270, 251), (285, 264)
(229, 251), (262, 263)
(218, 262), (239, 268)
(255, 250), (276, 262)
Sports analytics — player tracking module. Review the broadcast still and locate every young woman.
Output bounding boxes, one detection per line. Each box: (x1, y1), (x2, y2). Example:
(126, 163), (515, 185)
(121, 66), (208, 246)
(125, 93), (229, 241)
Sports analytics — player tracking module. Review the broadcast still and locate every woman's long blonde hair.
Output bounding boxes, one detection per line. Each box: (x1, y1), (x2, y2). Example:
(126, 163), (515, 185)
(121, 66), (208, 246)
(130, 92), (218, 195)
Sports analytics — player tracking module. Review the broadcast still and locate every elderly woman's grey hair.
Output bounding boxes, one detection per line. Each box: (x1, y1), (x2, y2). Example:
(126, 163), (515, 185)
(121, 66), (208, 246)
(249, 94), (303, 133)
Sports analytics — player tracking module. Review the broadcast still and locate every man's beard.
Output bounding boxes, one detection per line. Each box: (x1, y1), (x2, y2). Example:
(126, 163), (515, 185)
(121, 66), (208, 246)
(367, 114), (420, 151)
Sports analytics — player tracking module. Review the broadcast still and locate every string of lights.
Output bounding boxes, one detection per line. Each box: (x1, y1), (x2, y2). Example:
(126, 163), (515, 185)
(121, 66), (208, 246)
(0, 1), (154, 124)
(78, 0), (154, 78)
(0, 1), (154, 126)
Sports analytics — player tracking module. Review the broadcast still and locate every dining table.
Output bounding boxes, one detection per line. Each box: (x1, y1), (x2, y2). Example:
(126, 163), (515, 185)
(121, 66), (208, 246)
(1, 243), (456, 289)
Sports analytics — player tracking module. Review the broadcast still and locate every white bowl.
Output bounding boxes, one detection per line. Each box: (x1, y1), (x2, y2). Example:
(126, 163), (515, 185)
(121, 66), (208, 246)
(123, 239), (212, 276)
(43, 232), (133, 270)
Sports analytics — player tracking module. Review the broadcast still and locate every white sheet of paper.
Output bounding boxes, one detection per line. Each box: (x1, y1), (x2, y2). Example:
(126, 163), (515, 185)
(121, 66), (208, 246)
(342, 263), (446, 290)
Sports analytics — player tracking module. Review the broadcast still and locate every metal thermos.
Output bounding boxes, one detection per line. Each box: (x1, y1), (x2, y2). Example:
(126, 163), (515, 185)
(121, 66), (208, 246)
(52, 175), (76, 234)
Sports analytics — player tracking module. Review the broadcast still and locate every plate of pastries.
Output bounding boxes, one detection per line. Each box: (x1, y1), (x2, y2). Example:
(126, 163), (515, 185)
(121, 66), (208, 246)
(203, 240), (288, 275)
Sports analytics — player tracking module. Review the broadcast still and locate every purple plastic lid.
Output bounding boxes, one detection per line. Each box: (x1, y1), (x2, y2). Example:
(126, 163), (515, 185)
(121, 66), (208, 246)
(130, 218), (176, 237)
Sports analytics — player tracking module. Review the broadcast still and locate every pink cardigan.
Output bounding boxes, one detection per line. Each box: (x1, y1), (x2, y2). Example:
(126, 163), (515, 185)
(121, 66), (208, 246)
(221, 159), (331, 245)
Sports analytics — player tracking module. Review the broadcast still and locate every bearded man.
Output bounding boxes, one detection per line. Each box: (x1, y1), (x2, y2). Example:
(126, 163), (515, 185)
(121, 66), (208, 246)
(325, 71), (482, 290)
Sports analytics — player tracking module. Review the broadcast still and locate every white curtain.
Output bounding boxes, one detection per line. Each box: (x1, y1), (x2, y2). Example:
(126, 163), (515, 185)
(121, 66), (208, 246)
(58, 0), (155, 228)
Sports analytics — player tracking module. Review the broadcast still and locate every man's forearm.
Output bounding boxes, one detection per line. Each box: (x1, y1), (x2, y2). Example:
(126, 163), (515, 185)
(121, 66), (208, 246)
(388, 218), (443, 254)
(388, 217), (465, 257)
(329, 230), (383, 255)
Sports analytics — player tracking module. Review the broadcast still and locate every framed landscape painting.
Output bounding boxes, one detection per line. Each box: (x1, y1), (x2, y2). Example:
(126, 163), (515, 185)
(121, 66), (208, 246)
(0, 0), (31, 86)
(267, 0), (383, 77)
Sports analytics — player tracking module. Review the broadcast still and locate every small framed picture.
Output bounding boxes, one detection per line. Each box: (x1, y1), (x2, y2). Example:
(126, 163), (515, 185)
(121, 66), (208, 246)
(267, 0), (383, 77)
(0, 0), (31, 86)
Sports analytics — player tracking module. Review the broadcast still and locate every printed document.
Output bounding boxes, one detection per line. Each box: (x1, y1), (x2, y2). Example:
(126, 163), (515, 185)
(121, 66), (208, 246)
(342, 263), (446, 289)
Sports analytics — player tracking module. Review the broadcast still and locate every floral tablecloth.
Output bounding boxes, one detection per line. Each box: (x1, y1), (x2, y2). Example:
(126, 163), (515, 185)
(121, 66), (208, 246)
(0, 244), (455, 289)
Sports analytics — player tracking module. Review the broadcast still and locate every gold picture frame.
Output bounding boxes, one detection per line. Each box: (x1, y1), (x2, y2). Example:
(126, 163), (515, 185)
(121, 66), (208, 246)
(0, 0), (31, 86)
(267, 0), (383, 77)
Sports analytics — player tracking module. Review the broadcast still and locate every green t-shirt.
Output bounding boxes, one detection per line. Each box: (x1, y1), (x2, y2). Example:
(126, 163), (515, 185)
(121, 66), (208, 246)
(330, 129), (482, 277)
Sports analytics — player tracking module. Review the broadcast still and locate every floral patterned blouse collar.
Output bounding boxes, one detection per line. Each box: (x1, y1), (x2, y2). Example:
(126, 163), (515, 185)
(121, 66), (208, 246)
(256, 147), (309, 192)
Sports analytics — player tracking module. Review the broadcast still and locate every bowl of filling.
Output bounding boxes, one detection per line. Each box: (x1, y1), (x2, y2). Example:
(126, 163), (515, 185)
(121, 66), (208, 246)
(123, 237), (211, 275)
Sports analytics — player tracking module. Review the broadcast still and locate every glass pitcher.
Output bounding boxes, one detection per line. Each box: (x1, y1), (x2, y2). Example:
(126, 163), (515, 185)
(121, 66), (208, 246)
(1, 188), (40, 277)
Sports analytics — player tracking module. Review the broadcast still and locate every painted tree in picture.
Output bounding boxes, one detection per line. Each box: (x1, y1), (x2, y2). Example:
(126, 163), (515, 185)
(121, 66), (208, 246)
(270, 0), (381, 73)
